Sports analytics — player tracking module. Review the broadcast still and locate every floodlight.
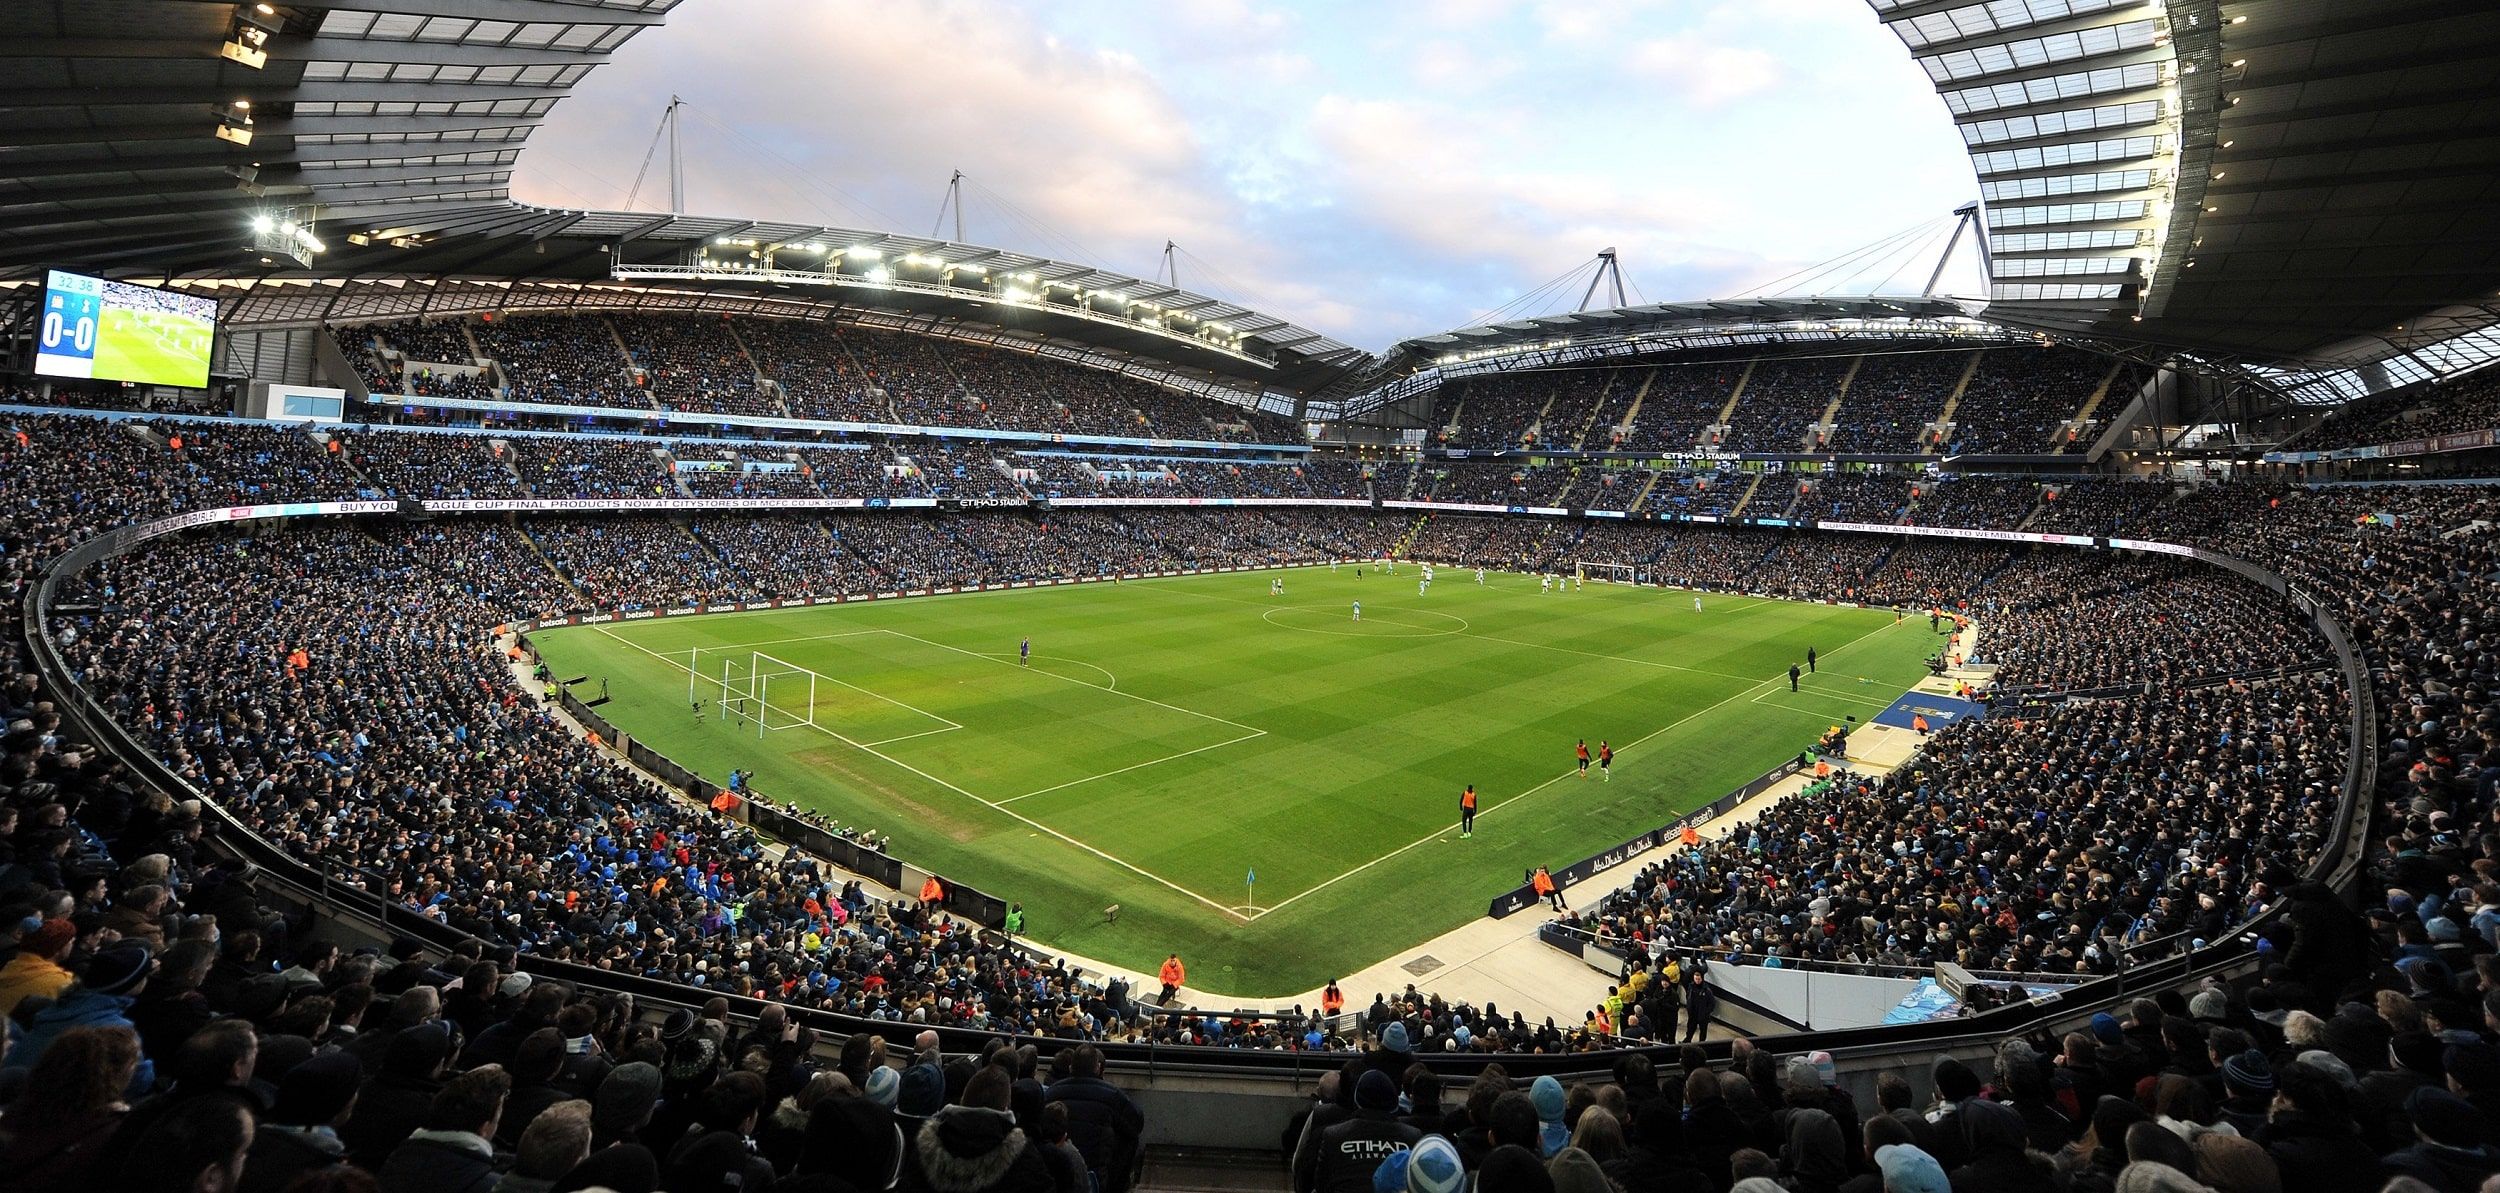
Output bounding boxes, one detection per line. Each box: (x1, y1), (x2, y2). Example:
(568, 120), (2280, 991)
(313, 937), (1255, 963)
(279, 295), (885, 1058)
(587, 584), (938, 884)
(844, 246), (883, 260)
(1001, 285), (1035, 303)
(865, 266), (892, 283)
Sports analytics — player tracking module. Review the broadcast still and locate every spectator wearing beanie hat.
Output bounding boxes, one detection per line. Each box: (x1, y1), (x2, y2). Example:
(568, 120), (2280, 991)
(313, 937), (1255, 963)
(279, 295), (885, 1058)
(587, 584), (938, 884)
(2187, 988), (2230, 1026)
(2358, 1033), (2442, 1152)
(867, 1064), (902, 1110)
(242, 1048), (362, 1193)
(2446, 1041), (2500, 1145)
(3, 942), (154, 1097)
(1404, 1135), (1465, 1193)
(591, 1061), (662, 1150)
(1530, 1076), (1568, 1158)
(2382, 1087), (2500, 1191)
(0, 918), (76, 1015)
(1874, 1142), (1948, 1193)
(2217, 1052), (2275, 1136)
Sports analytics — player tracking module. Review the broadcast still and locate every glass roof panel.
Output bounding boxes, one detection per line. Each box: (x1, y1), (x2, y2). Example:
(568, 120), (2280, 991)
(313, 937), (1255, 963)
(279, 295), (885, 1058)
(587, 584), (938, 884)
(1980, 168), (2155, 200)
(1989, 199), (2148, 226)
(1918, 18), (2159, 82)
(1993, 255), (2133, 276)
(1971, 134), (2160, 174)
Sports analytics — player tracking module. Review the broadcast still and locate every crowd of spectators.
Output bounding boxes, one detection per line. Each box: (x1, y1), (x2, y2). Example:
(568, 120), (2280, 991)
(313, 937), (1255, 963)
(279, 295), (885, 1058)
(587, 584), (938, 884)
(467, 315), (644, 411)
(1567, 666), (2348, 973)
(608, 313), (783, 419)
(2030, 477), (2178, 537)
(1793, 474), (1911, 524)
(1827, 352), (1967, 453)
(1444, 372), (1575, 450)
(14, 379), (2500, 1193)
(738, 316), (895, 424)
(1620, 362), (1745, 452)
(2280, 368), (2500, 453)
(1949, 349), (2116, 455)
(518, 438), (674, 500)
(1903, 477), (2042, 531)
(337, 430), (521, 500)
(369, 318), (481, 366)
(1723, 357), (1853, 454)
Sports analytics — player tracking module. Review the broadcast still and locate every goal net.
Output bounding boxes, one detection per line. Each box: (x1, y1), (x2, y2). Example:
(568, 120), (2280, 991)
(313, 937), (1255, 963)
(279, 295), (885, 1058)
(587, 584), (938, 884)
(1575, 560), (1640, 585)
(689, 648), (821, 737)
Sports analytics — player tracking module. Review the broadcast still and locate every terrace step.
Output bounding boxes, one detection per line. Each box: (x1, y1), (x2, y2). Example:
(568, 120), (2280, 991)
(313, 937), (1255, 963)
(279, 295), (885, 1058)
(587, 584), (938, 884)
(1930, 351), (1985, 447)
(1606, 366), (1658, 447)
(2055, 360), (2128, 454)
(1726, 471), (1767, 519)
(1810, 355), (1866, 452)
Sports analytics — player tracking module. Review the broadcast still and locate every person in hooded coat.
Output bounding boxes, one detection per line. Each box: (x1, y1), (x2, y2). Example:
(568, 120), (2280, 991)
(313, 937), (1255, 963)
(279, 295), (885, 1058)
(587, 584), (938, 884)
(1779, 1107), (1848, 1193)
(2055, 1096), (2150, 1193)
(2253, 1065), (2381, 1193)
(899, 1066), (1054, 1193)
(797, 1095), (906, 1193)
(1601, 1095), (1712, 1193)
(1677, 1068), (1748, 1188)
(1477, 1143), (1556, 1193)
(344, 1020), (455, 1168)
(1947, 1098), (2047, 1193)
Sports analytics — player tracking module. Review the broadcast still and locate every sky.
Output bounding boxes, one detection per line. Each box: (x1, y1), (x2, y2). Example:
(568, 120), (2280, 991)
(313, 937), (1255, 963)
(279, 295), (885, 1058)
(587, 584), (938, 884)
(516, 0), (1976, 350)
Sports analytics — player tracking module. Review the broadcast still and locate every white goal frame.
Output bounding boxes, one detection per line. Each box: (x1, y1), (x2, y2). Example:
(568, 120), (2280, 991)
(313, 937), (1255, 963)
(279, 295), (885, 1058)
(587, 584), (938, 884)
(689, 647), (821, 737)
(1574, 560), (1640, 585)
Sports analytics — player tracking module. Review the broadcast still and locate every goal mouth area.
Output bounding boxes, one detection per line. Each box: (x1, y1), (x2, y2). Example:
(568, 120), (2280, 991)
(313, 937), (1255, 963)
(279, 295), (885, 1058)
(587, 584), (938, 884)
(692, 647), (823, 734)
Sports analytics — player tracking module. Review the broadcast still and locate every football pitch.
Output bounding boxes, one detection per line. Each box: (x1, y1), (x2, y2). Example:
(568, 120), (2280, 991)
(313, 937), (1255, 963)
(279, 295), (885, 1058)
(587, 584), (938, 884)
(531, 566), (1938, 995)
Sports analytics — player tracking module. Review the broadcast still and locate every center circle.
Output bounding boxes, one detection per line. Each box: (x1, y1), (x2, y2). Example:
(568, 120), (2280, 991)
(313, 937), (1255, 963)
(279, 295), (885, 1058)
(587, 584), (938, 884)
(1260, 604), (1470, 638)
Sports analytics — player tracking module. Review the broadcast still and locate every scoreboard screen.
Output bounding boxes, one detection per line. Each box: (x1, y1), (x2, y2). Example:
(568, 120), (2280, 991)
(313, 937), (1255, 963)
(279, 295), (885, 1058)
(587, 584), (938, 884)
(36, 269), (218, 389)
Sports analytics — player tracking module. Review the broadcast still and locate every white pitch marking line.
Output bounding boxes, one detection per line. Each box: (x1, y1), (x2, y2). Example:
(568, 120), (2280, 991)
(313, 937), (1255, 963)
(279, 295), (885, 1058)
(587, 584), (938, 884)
(1139, 581), (1766, 684)
(994, 729), (1268, 806)
(1248, 615), (1915, 921)
(972, 652), (1118, 690)
(1749, 686), (1901, 711)
(589, 625), (1254, 922)
(855, 725), (966, 748)
(869, 628), (1263, 736)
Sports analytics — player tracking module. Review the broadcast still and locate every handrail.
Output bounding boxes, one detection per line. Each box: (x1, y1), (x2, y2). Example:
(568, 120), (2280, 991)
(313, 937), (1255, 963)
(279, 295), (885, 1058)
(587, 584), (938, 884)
(16, 493), (2378, 1076)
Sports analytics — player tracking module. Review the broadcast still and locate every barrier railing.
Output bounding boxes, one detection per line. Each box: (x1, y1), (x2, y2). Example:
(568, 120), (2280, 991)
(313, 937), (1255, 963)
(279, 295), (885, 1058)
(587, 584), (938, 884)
(15, 494), (2378, 1081)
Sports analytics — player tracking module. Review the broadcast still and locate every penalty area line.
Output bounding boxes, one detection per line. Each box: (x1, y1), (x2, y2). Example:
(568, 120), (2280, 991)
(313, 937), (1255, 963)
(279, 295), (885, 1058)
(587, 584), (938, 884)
(1247, 614), (1916, 922)
(993, 728), (1269, 806)
(586, 626), (1256, 922)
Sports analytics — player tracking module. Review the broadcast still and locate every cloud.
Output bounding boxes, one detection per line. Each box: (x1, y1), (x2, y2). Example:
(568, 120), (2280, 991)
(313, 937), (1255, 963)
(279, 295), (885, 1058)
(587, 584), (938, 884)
(516, 0), (1975, 350)
(1625, 36), (1785, 106)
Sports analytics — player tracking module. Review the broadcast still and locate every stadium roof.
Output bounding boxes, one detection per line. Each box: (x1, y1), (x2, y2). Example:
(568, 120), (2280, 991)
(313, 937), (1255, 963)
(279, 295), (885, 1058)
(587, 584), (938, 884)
(0, 0), (1364, 398)
(1327, 296), (2045, 421)
(0, 0), (675, 270)
(1872, 0), (2500, 370)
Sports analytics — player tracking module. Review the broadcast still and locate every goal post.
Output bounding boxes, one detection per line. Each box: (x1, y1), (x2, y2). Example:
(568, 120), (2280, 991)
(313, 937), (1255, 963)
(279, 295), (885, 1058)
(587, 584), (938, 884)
(1575, 560), (1640, 585)
(689, 647), (821, 737)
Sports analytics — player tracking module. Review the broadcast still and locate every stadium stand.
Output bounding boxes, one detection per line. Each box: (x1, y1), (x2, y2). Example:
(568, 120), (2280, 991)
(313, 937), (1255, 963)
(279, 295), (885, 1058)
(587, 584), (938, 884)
(1826, 351), (1970, 453)
(2278, 367), (2500, 452)
(608, 313), (781, 419)
(467, 314), (643, 411)
(1620, 361), (1746, 452)
(1722, 356), (1855, 453)
(737, 315), (893, 423)
(1948, 348), (2116, 455)
(36, 384), (2500, 1179)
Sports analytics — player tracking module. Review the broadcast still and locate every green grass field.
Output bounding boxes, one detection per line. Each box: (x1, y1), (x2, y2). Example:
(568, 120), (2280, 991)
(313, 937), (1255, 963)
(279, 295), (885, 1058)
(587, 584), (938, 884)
(96, 307), (214, 389)
(531, 566), (1937, 995)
